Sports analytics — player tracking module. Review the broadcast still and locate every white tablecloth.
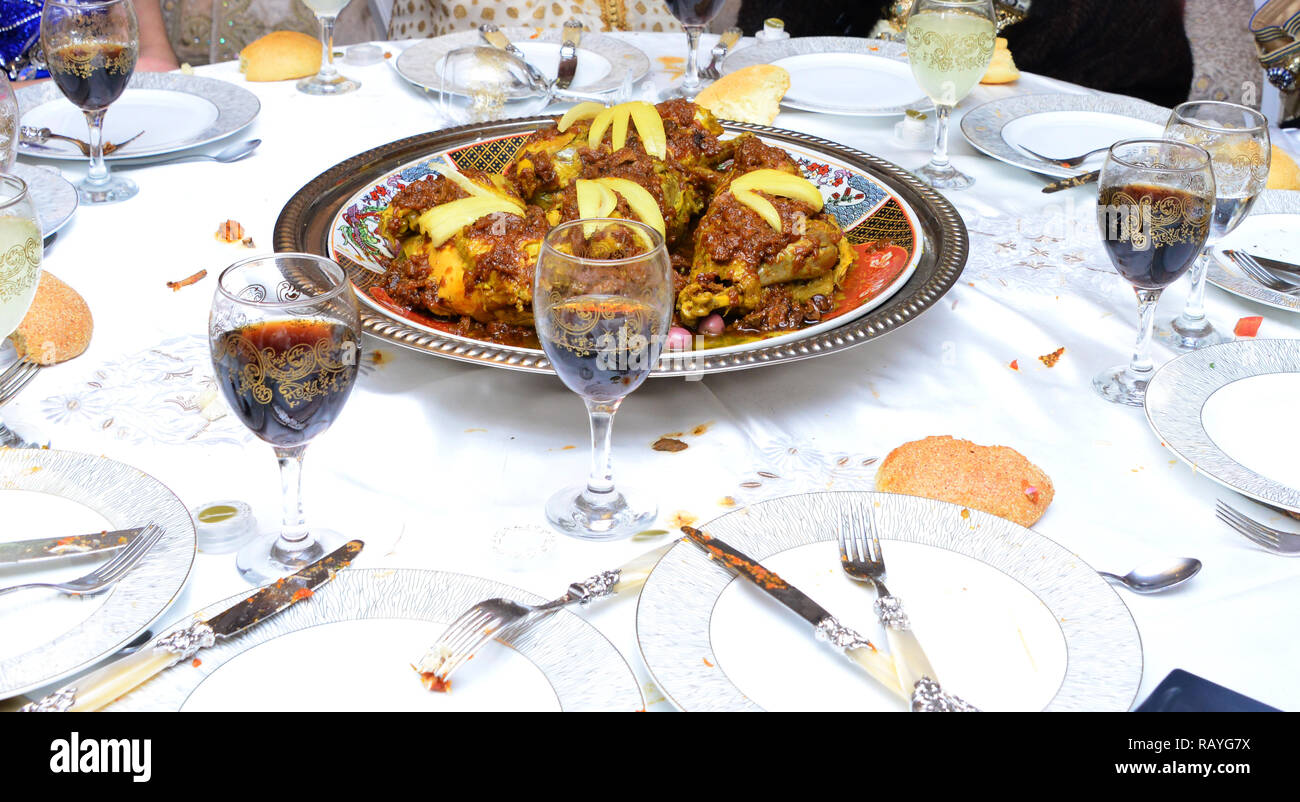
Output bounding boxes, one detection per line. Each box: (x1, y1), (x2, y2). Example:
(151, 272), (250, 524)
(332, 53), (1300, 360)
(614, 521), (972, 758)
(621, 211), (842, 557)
(4, 32), (1299, 711)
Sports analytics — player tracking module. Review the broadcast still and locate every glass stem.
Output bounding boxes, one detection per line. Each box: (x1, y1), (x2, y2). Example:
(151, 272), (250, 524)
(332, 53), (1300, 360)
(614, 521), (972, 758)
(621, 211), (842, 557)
(317, 15), (339, 80)
(682, 25), (704, 93)
(583, 398), (621, 498)
(1127, 288), (1162, 382)
(82, 108), (109, 187)
(1177, 245), (1213, 326)
(929, 104), (953, 171)
(274, 445), (311, 547)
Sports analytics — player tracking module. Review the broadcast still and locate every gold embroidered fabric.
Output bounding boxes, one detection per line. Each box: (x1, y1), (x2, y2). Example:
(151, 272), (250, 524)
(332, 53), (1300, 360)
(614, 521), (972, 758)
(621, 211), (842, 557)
(160, 0), (377, 65)
(386, 0), (681, 40)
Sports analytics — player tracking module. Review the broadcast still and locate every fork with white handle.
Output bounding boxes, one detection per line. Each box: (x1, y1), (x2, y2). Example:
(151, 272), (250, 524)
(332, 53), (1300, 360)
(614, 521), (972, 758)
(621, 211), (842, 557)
(415, 542), (674, 689)
(0, 524), (164, 598)
(838, 503), (977, 711)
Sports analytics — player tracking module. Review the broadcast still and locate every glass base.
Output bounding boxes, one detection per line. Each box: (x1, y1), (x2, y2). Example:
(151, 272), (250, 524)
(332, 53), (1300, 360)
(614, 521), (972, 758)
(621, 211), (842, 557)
(1092, 364), (1150, 407)
(912, 160), (975, 190)
(297, 73), (360, 95)
(76, 175), (137, 205)
(544, 484), (656, 541)
(660, 83), (706, 101)
(1155, 316), (1228, 351)
(235, 527), (347, 584)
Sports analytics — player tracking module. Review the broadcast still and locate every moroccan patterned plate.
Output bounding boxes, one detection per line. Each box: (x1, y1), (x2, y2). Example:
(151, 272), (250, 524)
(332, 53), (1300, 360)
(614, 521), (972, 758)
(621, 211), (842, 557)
(0, 449), (195, 700)
(1145, 339), (1300, 513)
(637, 491), (1143, 711)
(275, 118), (968, 376)
(106, 569), (644, 712)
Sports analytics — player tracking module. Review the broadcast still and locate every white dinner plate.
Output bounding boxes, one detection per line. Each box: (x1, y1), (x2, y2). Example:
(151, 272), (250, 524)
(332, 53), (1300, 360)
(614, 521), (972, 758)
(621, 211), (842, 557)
(1209, 189), (1300, 313)
(1146, 339), (1300, 512)
(961, 93), (1169, 178)
(0, 449), (194, 700)
(722, 38), (930, 117)
(637, 492), (1142, 711)
(106, 569), (644, 711)
(15, 73), (260, 162)
(10, 163), (78, 238)
(395, 28), (649, 96)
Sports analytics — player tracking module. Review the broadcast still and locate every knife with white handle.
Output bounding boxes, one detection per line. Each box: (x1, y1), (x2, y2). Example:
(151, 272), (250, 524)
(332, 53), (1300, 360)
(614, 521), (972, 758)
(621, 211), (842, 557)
(21, 540), (363, 712)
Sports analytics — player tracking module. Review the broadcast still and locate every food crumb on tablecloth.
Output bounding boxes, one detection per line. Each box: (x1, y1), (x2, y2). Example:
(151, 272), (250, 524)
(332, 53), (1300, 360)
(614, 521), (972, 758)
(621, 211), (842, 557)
(1038, 346), (1065, 367)
(653, 437), (688, 452)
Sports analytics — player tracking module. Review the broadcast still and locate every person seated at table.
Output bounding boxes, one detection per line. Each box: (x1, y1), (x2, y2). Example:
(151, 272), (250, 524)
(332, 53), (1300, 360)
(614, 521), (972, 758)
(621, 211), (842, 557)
(383, 0), (682, 39)
(2, 0), (179, 82)
(736, 0), (1194, 108)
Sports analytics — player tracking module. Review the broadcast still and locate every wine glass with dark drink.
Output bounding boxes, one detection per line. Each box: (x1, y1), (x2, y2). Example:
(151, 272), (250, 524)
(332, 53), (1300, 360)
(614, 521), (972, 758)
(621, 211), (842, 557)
(40, 0), (139, 204)
(664, 0), (726, 99)
(1094, 139), (1215, 406)
(534, 218), (673, 540)
(210, 253), (362, 583)
(1157, 101), (1270, 351)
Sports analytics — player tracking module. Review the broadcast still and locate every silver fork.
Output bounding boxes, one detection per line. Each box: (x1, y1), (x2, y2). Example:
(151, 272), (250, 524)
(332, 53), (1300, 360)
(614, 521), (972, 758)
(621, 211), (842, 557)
(701, 27), (741, 80)
(1216, 500), (1300, 555)
(1226, 250), (1300, 294)
(0, 357), (40, 405)
(0, 523), (165, 598)
(414, 543), (671, 689)
(838, 503), (976, 711)
(1019, 143), (1109, 169)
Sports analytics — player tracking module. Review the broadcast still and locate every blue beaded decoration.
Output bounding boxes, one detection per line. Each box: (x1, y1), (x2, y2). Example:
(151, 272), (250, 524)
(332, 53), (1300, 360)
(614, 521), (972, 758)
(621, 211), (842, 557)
(1, 0), (47, 80)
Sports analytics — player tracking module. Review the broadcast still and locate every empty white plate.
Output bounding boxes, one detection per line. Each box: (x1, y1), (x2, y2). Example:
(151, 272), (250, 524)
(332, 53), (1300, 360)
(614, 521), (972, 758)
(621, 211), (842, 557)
(1147, 339), (1300, 512)
(723, 38), (930, 117)
(16, 73), (260, 161)
(1209, 190), (1300, 313)
(961, 93), (1170, 178)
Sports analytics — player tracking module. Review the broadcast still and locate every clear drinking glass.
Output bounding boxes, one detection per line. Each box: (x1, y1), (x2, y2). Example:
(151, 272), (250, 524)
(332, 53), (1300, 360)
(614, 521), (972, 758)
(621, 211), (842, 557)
(0, 177), (42, 442)
(663, 0), (727, 99)
(438, 46), (549, 125)
(297, 0), (359, 95)
(535, 218), (673, 540)
(209, 253), (361, 583)
(1157, 101), (1270, 350)
(1093, 140), (1214, 406)
(40, 0), (139, 204)
(905, 0), (996, 190)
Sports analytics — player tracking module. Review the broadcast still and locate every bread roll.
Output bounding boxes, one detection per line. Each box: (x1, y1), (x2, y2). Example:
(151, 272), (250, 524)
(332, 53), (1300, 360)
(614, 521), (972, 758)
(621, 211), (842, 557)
(239, 31), (321, 82)
(694, 64), (790, 125)
(875, 435), (1054, 527)
(1267, 146), (1300, 190)
(981, 38), (1019, 84)
(9, 272), (92, 365)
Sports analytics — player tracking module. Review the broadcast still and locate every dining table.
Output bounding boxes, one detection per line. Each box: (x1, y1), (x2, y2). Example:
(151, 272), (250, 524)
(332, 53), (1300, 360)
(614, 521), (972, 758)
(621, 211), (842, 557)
(2, 30), (1298, 712)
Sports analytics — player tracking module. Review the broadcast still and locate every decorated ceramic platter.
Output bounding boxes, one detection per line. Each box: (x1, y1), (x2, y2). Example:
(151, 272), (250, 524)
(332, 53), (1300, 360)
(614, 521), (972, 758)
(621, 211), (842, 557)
(275, 117), (968, 376)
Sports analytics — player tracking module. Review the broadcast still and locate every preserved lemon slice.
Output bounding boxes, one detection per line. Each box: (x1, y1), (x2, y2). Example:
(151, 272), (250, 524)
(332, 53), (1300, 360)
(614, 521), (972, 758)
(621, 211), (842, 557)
(440, 155), (524, 211)
(732, 188), (782, 232)
(588, 105), (628, 151)
(595, 177), (666, 237)
(730, 169), (823, 210)
(558, 101), (606, 132)
(576, 178), (618, 219)
(417, 196), (523, 247)
(626, 101), (666, 160)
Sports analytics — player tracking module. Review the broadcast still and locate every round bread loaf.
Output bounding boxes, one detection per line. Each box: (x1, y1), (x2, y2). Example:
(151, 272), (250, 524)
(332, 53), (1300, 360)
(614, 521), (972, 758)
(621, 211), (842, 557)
(9, 271), (93, 365)
(1267, 145), (1300, 190)
(694, 64), (790, 125)
(875, 435), (1054, 527)
(239, 31), (321, 82)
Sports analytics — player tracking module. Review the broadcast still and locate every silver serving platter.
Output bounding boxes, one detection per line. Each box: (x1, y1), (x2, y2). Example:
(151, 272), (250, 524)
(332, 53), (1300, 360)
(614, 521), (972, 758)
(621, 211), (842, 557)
(275, 118), (969, 376)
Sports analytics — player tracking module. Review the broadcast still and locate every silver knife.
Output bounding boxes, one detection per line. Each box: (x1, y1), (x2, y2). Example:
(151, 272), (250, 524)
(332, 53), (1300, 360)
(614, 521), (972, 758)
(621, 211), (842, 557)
(0, 528), (141, 565)
(21, 539), (363, 712)
(556, 20), (581, 90)
(1225, 249), (1300, 276)
(682, 527), (976, 711)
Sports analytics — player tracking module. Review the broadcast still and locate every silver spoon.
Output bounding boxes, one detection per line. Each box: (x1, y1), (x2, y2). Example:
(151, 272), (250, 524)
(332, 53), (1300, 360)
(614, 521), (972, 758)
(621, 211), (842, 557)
(144, 139), (261, 167)
(1098, 557), (1202, 594)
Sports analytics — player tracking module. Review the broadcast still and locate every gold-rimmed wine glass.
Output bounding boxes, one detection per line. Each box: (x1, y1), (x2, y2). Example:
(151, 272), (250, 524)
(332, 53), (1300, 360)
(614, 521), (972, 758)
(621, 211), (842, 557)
(40, 0), (139, 204)
(534, 218), (673, 540)
(904, 0), (996, 190)
(1157, 101), (1270, 350)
